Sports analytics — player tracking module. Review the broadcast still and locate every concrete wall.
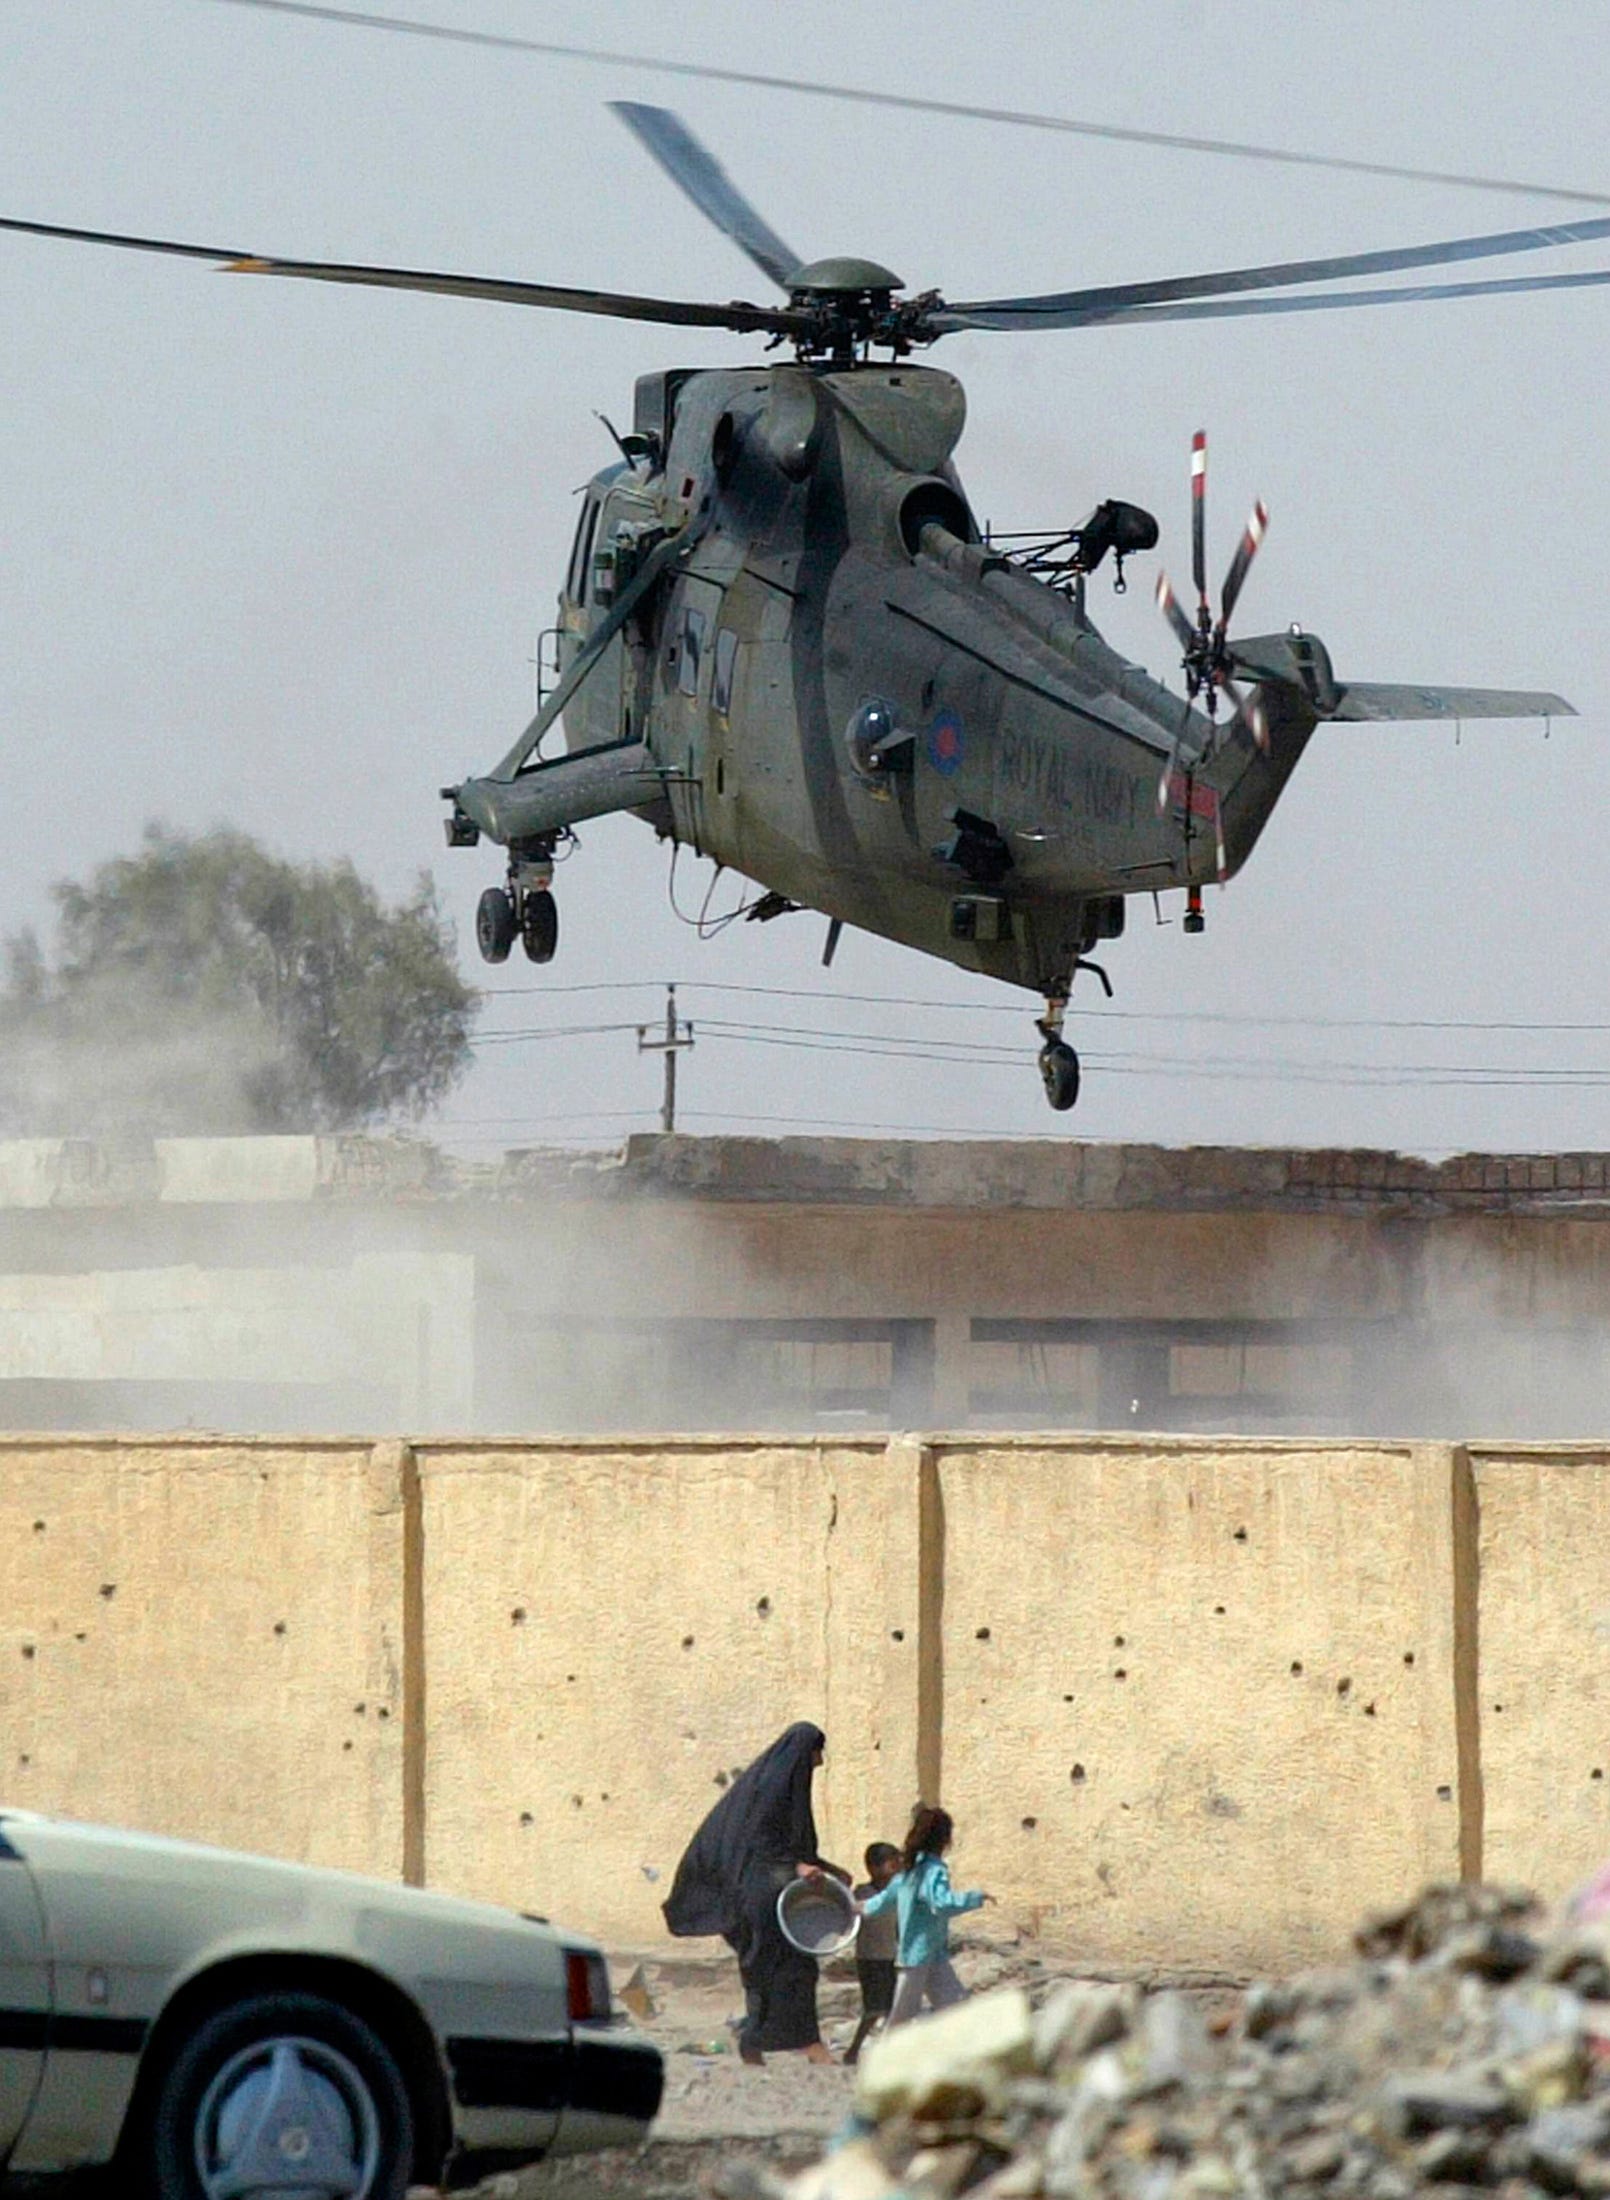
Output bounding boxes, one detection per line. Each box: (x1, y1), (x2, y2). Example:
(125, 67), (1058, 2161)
(936, 1438), (1464, 1973)
(3, 1431), (1609, 1971)
(0, 1437), (407, 1877)
(1468, 1444), (1610, 1901)
(416, 1440), (922, 1939)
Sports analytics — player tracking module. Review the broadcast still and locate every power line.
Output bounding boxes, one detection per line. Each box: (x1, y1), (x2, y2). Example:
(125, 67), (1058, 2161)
(207, 0), (1610, 208)
(463, 1009), (1610, 1088)
(474, 978), (1610, 1038)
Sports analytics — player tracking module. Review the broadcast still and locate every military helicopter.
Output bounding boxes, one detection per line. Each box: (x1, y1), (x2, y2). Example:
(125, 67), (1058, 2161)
(5, 100), (1604, 1110)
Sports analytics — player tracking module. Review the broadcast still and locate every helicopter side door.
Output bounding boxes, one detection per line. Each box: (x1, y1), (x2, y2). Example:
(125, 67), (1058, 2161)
(557, 474), (664, 759)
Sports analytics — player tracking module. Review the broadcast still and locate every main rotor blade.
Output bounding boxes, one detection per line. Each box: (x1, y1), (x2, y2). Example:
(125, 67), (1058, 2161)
(0, 217), (801, 334)
(206, 3), (1610, 212)
(933, 209), (1610, 330)
(1078, 264), (1610, 326)
(611, 103), (803, 291)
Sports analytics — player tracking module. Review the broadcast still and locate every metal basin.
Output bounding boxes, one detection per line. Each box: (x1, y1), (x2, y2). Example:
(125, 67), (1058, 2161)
(776, 1875), (861, 1959)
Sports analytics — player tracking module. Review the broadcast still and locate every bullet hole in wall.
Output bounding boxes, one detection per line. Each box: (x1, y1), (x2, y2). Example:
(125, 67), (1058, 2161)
(377, 1708), (390, 1722)
(1436, 1785), (1452, 1801)
(1364, 1702), (1377, 1717)
(714, 1770), (729, 1788)
(73, 1632), (85, 1644)
(31, 1521), (44, 1534)
(511, 1608), (526, 1626)
(354, 1703), (366, 1716)
(1594, 1769), (1605, 1782)
(1113, 1668), (1127, 1681)
(756, 1597), (771, 1617)
(1336, 1676), (1351, 1697)
(1070, 1763), (1086, 1784)
(1233, 1527), (1248, 1543)
(571, 1794), (583, 1809)
(566, 1674), (576, 1683)
(521, 1811), (534, 1826)
(273, 1621), (287, 1637)
(99, 1584), (116, 1600)
(1213, 1605), (1225, 1616)
(1291, 1661), (1304, 1675)
(20, 1645), (34, 1661)
(681, 1636), (694, 1650)
(17, 1755), (28, 1768)
(1403, 1651), (1416, 1666)
(975, 1627), (991, 1641)
(342, 1740), (353, 1754)
(1494, 1704), (1504, 1714)
(1021, 1816), (1038, 1830)
(891, 1629), (905, 1642)
(1062, 1694), (1074, 1703)
(1113, 1635), (1126, 1648)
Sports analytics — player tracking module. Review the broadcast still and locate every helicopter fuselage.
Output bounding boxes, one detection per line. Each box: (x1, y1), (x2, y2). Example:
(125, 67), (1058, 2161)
(545, 360), (1302, 999)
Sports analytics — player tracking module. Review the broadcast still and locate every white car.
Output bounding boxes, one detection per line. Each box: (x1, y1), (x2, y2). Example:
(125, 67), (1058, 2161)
(0, 1809), (662, 2196)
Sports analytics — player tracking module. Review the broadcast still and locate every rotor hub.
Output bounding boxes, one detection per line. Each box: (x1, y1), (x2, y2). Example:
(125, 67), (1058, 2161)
(785, 256), (903, 297)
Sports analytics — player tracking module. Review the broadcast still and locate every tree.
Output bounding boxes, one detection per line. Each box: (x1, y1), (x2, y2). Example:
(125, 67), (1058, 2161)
(0, 826), (476, 1136)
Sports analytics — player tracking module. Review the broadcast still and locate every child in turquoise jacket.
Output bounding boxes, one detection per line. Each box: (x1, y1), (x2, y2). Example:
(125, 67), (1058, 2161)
(858, 1804), (989, 2025)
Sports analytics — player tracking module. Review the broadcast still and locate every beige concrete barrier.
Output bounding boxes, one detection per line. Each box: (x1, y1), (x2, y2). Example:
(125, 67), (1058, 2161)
(0, 1436), (407, 1877)
(415, 1439), (923, 1943)
(1468, 1444), (1610, 1902)
(934, 1437), (1466, 1975)
(4, 1431), (1610, 1973)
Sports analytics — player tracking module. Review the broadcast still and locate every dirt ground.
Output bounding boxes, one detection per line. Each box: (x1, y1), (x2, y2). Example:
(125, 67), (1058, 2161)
(460, 1932), (1247, 2200)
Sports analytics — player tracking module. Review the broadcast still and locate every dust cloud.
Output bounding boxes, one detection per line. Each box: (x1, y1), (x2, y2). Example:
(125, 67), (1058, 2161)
(0, 1030), (1605, 1440)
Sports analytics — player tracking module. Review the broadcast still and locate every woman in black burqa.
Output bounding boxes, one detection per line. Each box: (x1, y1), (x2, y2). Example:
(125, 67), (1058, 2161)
(663, 1722), (846, 2064)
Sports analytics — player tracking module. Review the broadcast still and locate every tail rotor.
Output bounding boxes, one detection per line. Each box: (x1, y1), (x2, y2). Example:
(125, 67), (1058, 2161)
(1153, 430), (1270, 756)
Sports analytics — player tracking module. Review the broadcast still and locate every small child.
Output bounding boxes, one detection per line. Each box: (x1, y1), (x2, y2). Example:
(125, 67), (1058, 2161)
(860, 1804), (988, 2026)
(847, 1840), (901, 2065)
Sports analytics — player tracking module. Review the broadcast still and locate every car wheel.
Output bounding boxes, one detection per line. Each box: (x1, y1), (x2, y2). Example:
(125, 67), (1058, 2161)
(145, 1989), (413, 2200)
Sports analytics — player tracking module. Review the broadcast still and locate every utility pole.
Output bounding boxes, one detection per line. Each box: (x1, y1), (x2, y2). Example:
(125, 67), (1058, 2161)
(637, 984), (695, 1133)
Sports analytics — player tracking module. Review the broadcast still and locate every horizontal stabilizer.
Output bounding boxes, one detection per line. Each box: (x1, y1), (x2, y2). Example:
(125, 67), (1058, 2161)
(1331, 682), (1575, 722)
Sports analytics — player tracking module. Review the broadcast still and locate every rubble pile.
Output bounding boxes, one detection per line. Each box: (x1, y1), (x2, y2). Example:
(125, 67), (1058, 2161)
(788, 1885), (1610, 2200)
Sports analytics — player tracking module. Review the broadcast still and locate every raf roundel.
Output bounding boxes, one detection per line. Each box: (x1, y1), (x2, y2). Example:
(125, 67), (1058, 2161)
(927, 710), (966, 777)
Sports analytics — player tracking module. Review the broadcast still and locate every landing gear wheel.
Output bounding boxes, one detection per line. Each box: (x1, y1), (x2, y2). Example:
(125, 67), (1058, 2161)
(1039, 1038), (1081, 1113)
(143, 1988), (414, 2200)
(475, 886), (516, 965)
(521, 888), (559, 965)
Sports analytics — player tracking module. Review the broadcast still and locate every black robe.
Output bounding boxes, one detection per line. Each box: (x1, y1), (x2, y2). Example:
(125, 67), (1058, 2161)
(663, 1722), (828, 2052)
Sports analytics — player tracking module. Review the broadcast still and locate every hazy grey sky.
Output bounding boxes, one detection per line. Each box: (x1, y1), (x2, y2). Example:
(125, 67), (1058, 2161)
(4, 0), (1609, 1154)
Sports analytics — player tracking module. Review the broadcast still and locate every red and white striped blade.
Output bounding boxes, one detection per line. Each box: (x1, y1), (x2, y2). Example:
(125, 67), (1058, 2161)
(1191, 431), (1208, 607)
(1220, 498), (1269, 627)
(1223, 674), (1269, 754)
(1155, 569), (1196, 653)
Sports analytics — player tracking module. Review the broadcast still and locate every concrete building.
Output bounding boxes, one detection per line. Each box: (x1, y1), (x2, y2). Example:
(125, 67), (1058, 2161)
(4, 1132), (1610, 1437)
